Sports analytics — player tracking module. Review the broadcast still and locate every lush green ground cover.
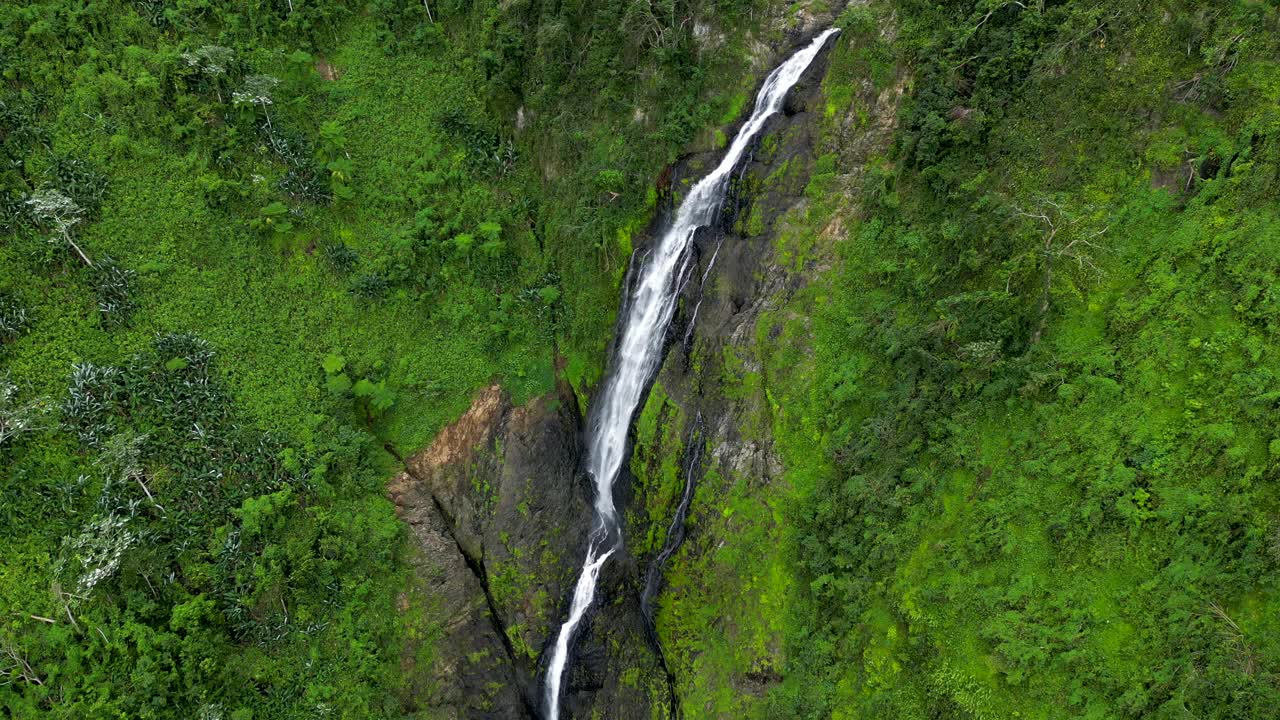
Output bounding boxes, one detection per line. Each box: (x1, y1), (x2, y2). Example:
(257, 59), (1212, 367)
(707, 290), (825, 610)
(7, 1), (1279, 718)
(0, 1), (771, 716)
(760, 2), (1280, 718)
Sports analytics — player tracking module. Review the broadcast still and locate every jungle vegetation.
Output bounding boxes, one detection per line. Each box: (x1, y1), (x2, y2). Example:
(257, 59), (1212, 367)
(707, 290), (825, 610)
(762, 2), (1280, 719)
(3, 1), (1280, 719)
(0, 0), (763, 716)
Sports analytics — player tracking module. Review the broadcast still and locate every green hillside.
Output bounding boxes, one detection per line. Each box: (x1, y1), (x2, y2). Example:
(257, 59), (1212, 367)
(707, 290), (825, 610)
(3, 2), (1279, 719)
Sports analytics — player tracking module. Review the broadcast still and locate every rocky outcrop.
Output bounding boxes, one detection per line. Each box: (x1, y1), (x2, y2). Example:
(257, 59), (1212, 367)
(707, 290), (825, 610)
(388, 8), (903, 719)
(388, 382), (590, 718)
(388, 461), (528, 718)
(625, 16), (906, 713)
(388, 379), (669, 719)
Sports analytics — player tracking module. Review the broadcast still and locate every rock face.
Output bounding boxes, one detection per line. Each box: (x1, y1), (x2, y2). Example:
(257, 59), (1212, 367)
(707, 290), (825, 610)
(622, 18), (906, 714)
(388, 460), (527, 718)
(388, 10), (904, 719)
(388, 382), (592, 718)
(388, 380), (668, 719)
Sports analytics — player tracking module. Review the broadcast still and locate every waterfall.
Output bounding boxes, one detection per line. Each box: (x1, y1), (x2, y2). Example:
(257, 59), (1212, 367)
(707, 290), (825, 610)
(542, 28), (840, 720)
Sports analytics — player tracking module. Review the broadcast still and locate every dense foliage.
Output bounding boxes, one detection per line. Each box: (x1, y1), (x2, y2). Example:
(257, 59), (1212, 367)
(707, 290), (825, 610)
(767, 2), (1280, 718)
(7, 0), (1279, 718)
(0, 0), (771, 716)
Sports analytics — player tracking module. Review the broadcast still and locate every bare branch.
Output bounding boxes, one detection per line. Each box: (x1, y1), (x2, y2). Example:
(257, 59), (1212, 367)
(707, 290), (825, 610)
(1, 635), (44, 686)
(1012, 197), (1109, 344)
(25, 189), (93, 266)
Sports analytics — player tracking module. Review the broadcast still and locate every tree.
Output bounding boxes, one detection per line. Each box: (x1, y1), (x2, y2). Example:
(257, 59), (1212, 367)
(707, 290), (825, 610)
(1012, 197), (1108, 344)
(97, 432), (164, 513)
(233, 75), (280, 132)
(60, 511), (137, 598)
(180, 45), (235, 103)
(25, 188), (93, 266)
(0, 634), (43, 687)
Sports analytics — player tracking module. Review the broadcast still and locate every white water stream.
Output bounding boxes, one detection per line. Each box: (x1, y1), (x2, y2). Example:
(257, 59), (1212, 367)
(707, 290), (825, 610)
(543, 28), (839, 720)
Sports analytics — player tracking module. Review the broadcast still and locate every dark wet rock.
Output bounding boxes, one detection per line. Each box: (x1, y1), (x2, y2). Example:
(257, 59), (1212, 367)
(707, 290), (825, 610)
(388, 456), (528, 719)
(390, 378), (671, 719)
(389, 381), (596, 718)
(386, 9), (897, 719)
(621, 18), (906, 709)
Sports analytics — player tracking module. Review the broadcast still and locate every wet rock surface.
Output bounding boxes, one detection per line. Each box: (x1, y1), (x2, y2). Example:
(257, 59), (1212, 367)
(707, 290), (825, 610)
(385, 11), (906, 718)
(388, 464), (527, 718)
(389, 382), (594, 718)
(388, 378), (673, 719)
(622, 19), (904, 711)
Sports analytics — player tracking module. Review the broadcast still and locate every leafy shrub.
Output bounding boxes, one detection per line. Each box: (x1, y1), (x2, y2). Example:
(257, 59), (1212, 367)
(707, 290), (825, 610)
(0, 291), (30, 343)
(321, 353), (396, 428)
(93, 255), (137, 328)
(325, 157), (355, 200)
(353, 377), (396, 417)
(278, 165), (331, 203)
(254, 200), (294, 233)
(437, 106), (516, 174)
(132, 0), (170, 27)
(132, 337), (235, 442)
(322, 240), (358, 273)
(58, 511), (138, 597)
(349, 273), (388, 299)
(368, 0), (443, 52)
(61, 362), (126, 447)
(152, 331), (216, 373)
(0, 190), (34, 234)
(262, 125), (332, 204)
(0, 374), (47, 447)
(179, 44), (238, 102)
(50, 156), (109, 217)
(0, 90), (47, 149)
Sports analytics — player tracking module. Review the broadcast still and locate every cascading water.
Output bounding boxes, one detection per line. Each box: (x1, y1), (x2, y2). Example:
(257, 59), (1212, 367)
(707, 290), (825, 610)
(542, 28), (840, 720)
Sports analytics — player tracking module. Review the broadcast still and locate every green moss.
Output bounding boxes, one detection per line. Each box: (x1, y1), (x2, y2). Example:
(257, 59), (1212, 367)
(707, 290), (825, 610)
(629, 381), (688, 557)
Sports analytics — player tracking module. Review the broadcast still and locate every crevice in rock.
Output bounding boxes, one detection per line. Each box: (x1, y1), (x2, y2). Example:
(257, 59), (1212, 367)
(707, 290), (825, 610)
(385, 441), (540, 719)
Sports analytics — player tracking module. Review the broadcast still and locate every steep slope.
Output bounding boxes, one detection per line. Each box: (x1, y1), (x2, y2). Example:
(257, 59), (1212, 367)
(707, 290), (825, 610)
(764, 2), (1280, 718)
(7, 2), (1280, 719)
(0, 1), (807, 717)
(627, 12), (905, 716)
(380, 7), (861, 718)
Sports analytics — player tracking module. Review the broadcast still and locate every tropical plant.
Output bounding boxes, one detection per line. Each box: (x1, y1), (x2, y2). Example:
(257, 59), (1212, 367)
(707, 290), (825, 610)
(93, 255), (137, 327)
(25, 188), (92, 266)
(0, 292), (29, 343)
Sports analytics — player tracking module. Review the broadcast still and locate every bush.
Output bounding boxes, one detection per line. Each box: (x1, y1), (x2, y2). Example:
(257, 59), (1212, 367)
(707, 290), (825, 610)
(322, 240), (359, 273)
(349, 273), (388, 299)
(0, 292), (30, 343)
(50, 155), (109, 217)
(61, 362), (126, 447)
(93, 255), (137, 328)
(0, 374), (47, 447)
